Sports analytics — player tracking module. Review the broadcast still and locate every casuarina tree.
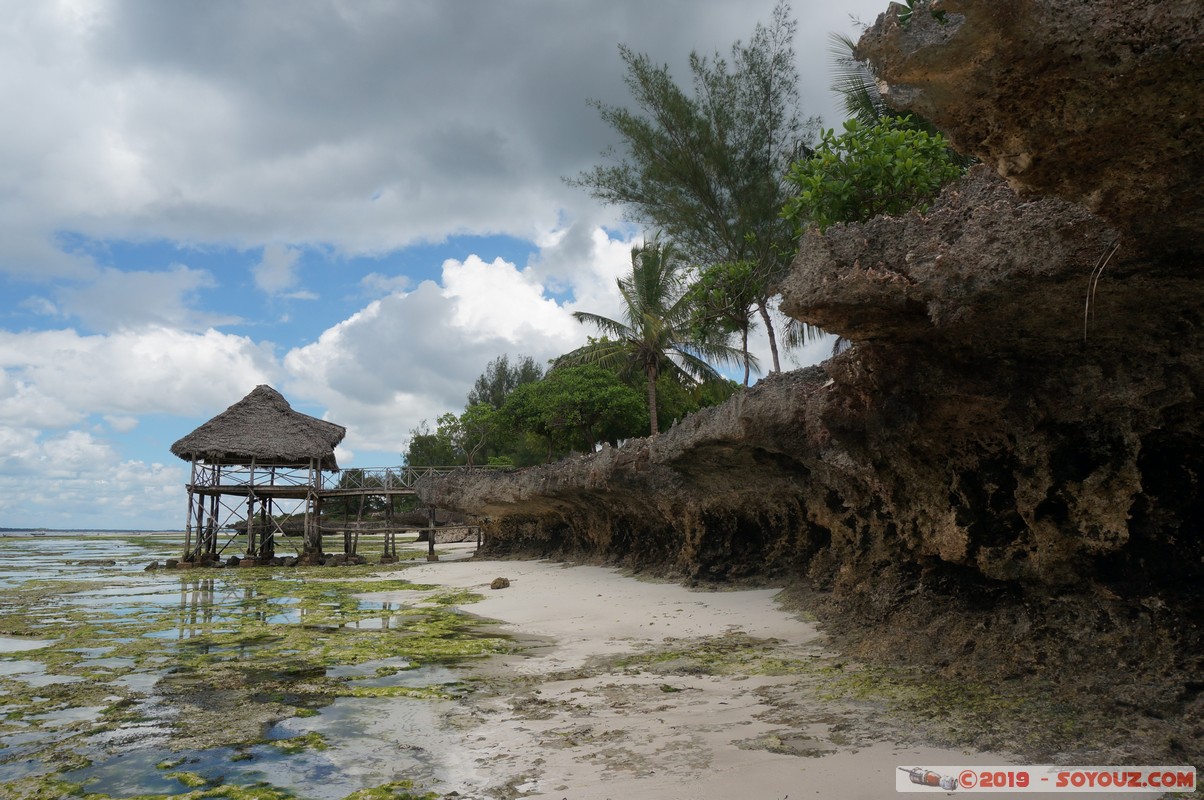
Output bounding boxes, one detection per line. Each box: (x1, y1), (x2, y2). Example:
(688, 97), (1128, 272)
(570, 1), (820, 372)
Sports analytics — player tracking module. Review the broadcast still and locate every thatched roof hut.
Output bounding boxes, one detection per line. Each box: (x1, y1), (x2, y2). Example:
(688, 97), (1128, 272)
(170, 385), (345, 471)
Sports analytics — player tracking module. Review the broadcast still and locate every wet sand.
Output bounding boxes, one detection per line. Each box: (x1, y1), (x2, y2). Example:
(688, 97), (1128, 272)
(392, 554), (1139, 800)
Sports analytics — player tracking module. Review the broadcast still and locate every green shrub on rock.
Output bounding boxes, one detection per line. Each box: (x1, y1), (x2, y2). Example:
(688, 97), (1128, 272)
(782, 116), (965, 233)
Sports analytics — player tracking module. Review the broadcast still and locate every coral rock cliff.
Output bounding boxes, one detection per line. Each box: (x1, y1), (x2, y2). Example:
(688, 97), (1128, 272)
(422, 0), (1203, 762)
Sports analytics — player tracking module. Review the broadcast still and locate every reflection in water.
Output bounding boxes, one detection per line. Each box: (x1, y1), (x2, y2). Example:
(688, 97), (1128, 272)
(1, 535), (482, 798)
(177, 578), (215, 639)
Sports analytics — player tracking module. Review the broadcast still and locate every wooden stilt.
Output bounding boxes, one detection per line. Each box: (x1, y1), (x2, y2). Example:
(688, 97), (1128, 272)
(192, 484), (205, 561)
(246, 495), (256, 559)
(426, 507), (438, 561)
(261, 497), (273, 558)
(182, 459), (197, 560)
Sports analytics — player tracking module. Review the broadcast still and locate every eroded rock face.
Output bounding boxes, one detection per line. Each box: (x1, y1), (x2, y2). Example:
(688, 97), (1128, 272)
(421, 0), (1204, 763)
(429, 165), (1201, 594)
(855, 0), (1204, 252)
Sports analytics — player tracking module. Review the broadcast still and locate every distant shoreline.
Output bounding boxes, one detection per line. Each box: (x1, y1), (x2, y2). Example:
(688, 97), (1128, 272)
(0, 528), (181, 534)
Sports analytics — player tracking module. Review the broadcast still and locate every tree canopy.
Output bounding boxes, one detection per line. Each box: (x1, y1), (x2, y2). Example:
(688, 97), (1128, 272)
(570, 0), (819, 372)
(502, 364), (648, 458)
(466, 354), (544, 409)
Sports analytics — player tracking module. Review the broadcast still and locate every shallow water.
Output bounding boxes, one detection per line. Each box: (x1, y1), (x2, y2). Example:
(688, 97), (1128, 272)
(0, 532), (497, 798)
(0, 635), (56, 653)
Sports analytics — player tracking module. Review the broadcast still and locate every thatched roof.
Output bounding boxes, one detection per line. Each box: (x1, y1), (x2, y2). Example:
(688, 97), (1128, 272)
(170, 385), (345, 470)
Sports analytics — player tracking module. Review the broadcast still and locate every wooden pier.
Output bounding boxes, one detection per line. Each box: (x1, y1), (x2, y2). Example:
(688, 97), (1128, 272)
(179, 464), (488, 564)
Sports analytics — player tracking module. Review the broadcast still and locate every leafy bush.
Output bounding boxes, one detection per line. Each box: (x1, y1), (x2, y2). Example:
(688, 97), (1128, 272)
(782, 117), (965, 233)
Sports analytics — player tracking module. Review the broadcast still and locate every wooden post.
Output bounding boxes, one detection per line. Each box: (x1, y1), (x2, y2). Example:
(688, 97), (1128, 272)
(192, 482), (205, 561)
(426, 507), (437, 561)
(246, 495), (256, 559)
(182, 459), (197, 559)
(309, 490), (323, 557)
(246, 459), (256, 559)
(261, 497), (273, 558)
(207, 493), (219, 557)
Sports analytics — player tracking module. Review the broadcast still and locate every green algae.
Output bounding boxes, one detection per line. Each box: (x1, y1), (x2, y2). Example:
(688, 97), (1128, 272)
(267, 731), (328, 755)
(164, 772), (208, 789)
(607, 632), (821, 677)
(427, 589), (483, 607)
(2, 775), (308, 800)
(342, 781), (438, 800)
(0, 535), (521, 799)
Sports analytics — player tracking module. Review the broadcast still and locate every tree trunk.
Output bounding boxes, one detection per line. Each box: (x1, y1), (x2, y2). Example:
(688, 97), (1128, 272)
(646, 364), (660, 435)
(758, 302), (780, 373)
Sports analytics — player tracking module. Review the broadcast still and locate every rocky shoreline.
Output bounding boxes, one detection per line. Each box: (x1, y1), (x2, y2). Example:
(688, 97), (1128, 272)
(420, 0), (1204, 774)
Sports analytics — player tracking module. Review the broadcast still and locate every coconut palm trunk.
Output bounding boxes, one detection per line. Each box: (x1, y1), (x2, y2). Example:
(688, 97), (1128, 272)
(645, 362), (660, 435)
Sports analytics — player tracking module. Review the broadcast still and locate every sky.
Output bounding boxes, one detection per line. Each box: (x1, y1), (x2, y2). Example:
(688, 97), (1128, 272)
(0, 0), (888, 530)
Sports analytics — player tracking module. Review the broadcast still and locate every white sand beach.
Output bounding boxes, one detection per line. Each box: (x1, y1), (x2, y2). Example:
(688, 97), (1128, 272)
(391, 554), (1120, 800)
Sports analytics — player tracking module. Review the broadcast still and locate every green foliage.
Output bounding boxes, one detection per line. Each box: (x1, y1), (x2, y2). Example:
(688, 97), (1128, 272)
(782, 117), (965, 233)
(438, 403), (498, 467)
(502, 364), (648, 459)
(683, 260), (761, 386)
(898, 0), (948, 26)
(402, 418), (461, 468)
(466, 354), (543, 409)
(570, 1), (818, 371)
(403, 352), (581, 468)
(652, 371), (737, 432)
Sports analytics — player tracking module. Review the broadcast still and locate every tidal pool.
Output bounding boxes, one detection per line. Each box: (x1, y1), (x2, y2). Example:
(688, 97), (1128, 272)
(0, 533), (509, 799)
(0, 636), (56, 653)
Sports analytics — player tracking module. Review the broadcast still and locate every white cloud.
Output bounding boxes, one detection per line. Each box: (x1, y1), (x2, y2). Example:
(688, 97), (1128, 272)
(282, 240), (641, 457)
(441, 255), (581, 346)
(361, 272), (411, 297)
(19, 296), (59, 316)
(103, 414), (140, 433)
(0, 427), (184, 529)
(0, 327), (279, 426)
(0, 325), (277, 527)
(253, 243), (302, 295)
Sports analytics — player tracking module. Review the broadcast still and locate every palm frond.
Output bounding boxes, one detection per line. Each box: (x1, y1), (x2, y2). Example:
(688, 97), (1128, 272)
(828, 32), (889, 126)
(572, 311), (633, 341)
(782, 317), (826, 347)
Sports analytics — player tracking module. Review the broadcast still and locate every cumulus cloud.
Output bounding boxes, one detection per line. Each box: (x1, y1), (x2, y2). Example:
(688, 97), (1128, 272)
(0, 325), (279, 526)
(0, 327), (280, 426)
(0, 426), (183, 529)
(0, 0), (884, 279)
(283, 245), (633, 456)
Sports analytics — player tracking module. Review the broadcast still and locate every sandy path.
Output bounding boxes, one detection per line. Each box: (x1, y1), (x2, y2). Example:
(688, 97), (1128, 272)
(386, 554), (1156, 800)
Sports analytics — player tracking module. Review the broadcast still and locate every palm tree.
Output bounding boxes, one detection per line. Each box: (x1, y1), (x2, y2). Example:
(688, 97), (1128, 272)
(564, 239), (744, 436)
